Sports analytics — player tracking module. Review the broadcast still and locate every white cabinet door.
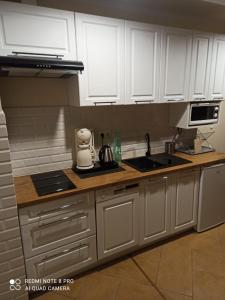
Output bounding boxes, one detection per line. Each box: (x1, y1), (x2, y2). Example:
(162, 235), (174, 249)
(208, 34), (225, 101)
(125, 21), (161, 104)
(171, 169), (200, 233)
(160, 27), (192, 102)
(140, 175), (172, 245)
(0, 1), (76, 60)
(97, 192), (139, 259)
(75, 13), (125, 106)
(189, 32), (213, 101)
(26, 235), (97, 285)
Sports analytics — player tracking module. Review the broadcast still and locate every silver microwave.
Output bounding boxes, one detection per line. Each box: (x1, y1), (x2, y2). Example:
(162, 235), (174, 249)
(170, 102), (220, 129)
(189, 102), (220, 126)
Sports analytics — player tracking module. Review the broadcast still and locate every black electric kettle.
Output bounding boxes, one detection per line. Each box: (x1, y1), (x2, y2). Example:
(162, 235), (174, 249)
(99, 133), (114, 165)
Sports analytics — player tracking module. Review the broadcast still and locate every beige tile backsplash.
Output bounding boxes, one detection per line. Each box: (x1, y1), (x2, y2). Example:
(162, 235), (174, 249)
(0, 77), (196, 176)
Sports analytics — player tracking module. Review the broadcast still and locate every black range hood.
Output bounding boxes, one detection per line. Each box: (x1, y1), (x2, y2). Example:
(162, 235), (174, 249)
(0, 52), (84, 78)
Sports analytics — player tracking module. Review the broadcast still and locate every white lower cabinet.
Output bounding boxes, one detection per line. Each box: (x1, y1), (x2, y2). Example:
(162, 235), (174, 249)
(19, 192), (97, 284)
(26, 235), (97, 285)
(171, 169), (200, 233)
(21, 206), (96, 258)
(96, 183), (139, 259)
(139, 169), (200, 245)
(140, 175), (172, 245)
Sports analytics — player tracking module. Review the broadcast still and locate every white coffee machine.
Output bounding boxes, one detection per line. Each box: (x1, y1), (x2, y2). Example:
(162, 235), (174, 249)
(74, 128), (96, 170)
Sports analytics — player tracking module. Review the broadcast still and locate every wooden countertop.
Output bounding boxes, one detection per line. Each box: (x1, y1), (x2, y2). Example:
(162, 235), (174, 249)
(14, 152), (225, 207)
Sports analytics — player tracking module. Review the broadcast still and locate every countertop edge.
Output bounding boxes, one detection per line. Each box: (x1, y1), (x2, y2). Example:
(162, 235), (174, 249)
(14, 152), (225, 208)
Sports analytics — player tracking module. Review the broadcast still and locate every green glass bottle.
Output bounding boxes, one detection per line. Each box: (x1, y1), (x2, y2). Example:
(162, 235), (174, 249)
(113, 131), (122, 163)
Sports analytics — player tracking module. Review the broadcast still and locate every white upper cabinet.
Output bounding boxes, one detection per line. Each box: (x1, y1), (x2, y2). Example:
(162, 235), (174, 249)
(189, 32), (213, 101)
(0, 1), (76, 60)
(160, 27), (192, 102)
(208, 34), (225, 101)
(75, 13), (125, 106)
(125, 21), (161, 104)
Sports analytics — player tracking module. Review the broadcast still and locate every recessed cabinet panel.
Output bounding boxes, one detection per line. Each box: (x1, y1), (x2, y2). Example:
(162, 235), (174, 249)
(189, 33), (213, 101)
(171, 169), (200, 233)
(208, 35), (225, 100)
(104, 201), (133, 250)
(21, 208), (96, 258)
(125, 21), (161, 103)
(0, 1), (76, 60)
(26, 236), (97, 285)
(140, 176), (171, 245)
(76, 13), (125, 106)
(160, 28), (192, 102)
(97, 193), (139, 259)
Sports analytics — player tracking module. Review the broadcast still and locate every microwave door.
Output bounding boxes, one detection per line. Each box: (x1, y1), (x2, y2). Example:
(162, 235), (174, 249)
(189, 105), (219, 126)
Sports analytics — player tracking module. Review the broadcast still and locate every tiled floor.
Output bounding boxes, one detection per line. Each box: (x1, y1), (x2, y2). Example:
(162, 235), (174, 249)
(34, 224), (225, 300)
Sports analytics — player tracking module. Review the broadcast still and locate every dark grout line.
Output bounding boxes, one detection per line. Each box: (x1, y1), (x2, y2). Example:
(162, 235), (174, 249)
(131, 257), (167, 300)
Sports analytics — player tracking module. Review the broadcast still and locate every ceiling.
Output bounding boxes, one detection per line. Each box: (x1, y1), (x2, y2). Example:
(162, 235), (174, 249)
(7, 0), (225, 33)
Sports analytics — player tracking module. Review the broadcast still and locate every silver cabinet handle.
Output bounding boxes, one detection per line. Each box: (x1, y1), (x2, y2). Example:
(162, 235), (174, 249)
(38, 212), (87, 229)
(213, 97), (223, 100)
(12, 51), (64, 59)
(135, 100), (154, 104)
(38, 202), (84, 217)
(113, 183), (139, 195)
(167, 98), (184, 102)
(41, 244), (88, 262)
(194, 97), (206, 100)
(94, 101), (116, 105)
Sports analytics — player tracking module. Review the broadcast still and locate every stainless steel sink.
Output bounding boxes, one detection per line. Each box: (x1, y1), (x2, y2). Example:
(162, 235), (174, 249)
(123, 153), (191, 172)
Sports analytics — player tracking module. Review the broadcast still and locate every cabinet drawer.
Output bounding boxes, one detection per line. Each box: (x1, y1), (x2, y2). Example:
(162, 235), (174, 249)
(21, 205), (96, 258)
(25, 235), (97, 285)
(19, 192), (94, 225)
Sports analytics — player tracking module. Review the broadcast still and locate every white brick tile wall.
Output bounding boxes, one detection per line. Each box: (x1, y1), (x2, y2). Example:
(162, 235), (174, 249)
(5, 107), (73, 176)
(0, 103), (28, 299)
(0, 196), (17, 209)
(0, 138), (10, 151)
(0, 174), (14, 187)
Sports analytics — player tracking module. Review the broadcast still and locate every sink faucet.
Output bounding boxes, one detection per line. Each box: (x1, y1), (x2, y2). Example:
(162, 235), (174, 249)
(145, 133), (151, 157)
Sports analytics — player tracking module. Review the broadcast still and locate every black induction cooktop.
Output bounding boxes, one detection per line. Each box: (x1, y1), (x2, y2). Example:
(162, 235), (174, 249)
(31, 170), (76, 196)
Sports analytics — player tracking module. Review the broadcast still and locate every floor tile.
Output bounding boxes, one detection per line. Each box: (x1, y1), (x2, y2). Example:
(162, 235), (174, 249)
(35, 292), (71, 300)
(99, 258), (150, 285)
(157, 238), (193, 296)
(214, 223), (225, 252)
(116, 279), (164, 300)
(132, 246), (162, 283)
(57, 272), (120, 300)
(161, 289), (192, 300)
(192, 248), (225, 277)
(54, 274), (84, 299)
(192, 229), (223, 252)
(193, 270), (225, 300)
(77, 272), (120, 300)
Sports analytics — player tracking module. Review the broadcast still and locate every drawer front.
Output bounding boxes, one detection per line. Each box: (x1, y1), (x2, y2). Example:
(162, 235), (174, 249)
(21, 206), (96, 258)
(19, 192), (94, 225)
(25, 235), (97, 285)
